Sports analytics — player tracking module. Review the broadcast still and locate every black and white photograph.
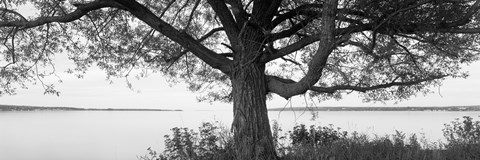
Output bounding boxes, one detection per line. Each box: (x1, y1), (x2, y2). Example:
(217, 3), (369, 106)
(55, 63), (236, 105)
(1, 0), (480, 160)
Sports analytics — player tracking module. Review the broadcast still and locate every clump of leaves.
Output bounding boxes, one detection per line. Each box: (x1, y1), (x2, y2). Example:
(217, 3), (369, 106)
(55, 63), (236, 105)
(140, 121), (234, 160)
(443, 116), (480, 145)
(271, 120), (289, 157)
(141, 116), (480, 160)
(289, 124), (348, 146)
(441, 116), (480, 159)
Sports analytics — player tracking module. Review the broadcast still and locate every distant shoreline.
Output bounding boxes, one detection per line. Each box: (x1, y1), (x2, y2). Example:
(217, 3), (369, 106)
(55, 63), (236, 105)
(0, 104), (182, 112)
(3, 104), (480, 112)
(268, 105), (480, 112)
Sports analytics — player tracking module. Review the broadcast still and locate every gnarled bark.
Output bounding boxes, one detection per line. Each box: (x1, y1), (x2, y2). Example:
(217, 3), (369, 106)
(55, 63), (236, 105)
(231, 63), (277, 160)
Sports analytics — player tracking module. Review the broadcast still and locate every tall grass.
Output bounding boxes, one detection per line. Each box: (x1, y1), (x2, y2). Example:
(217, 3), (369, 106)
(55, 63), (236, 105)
(139, 116), (480, 160)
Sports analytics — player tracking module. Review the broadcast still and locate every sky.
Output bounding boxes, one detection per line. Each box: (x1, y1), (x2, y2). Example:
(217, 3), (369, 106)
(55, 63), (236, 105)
(1, 4), (479, 111)
(1, 59), (479, 111)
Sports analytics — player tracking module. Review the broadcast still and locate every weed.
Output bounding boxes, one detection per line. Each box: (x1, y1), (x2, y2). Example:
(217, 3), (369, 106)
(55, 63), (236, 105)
(140, 116), (480, 160)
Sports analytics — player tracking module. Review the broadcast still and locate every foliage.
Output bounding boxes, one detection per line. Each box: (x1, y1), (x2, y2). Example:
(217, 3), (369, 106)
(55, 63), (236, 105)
(288, 124), (348, 146)
(282, 132), (434, 160)
(271, 120), (289, 157)
(1, 0), (480, 102)
(440, 116), (480, 159)
(138, 122), (234, 160)
(145, 116), (480, 160)
(443, 116), (480, 145)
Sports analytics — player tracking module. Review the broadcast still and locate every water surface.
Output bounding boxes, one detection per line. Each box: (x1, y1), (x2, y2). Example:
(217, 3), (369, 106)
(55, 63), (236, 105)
(1, 110), (479, 160)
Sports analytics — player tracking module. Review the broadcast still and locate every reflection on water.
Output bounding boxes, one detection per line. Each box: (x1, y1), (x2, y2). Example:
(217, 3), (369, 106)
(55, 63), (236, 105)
(0, 110), (479, 160)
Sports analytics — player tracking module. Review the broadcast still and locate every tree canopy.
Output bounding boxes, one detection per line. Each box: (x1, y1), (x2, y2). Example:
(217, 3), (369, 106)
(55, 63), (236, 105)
(1, 0), (479, 103)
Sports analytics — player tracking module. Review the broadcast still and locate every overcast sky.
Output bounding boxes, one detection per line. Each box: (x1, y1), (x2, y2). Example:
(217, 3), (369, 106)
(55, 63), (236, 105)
(1, 59), (479, 110)
(1, 4), (479, 111)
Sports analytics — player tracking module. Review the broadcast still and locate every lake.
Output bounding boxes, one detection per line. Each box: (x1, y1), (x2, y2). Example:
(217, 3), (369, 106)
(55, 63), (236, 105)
(1, 110), (479, 160)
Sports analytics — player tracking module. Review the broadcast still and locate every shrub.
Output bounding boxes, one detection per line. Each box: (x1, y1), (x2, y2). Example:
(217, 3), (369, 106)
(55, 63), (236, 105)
(289, 124), (347, 146)
(140, 121), (233, 160)
(271, 120), (289, 156)
(141, 116), (480, 160)
(442, 116), (480, 160)
(443, 116), (480, 144)
(162, 127), (196, 159)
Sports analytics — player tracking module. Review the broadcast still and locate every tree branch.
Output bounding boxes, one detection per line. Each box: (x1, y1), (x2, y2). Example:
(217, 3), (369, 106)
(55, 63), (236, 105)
(159, 27), (225, 65)
(373, 0), (431, 32)
(441, 0), (480, 28)
(225, 0), (248, 27)
(423, 28), (480, 34)
(251, 0), (281, 27)
(267, 75), (447, 96)
(266, 0), (338, 99)
(271, 3), (323, 28)
(263, 0), (282, 28)
(260, 35), (320, 63)
(0, 8), (28, 21)
(207, 0), (240, 50)
(199, 27), (225, 41)
(345, 40), (378, 59)
(0, 0), (124, 29)
(115, 0), (232, 74)
(184, 0), (201, 30)
(267, 18), (314, 42)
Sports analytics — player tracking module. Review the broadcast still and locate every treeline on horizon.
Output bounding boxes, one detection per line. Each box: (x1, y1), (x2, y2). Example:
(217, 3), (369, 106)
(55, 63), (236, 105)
(3, 104), (480, 112)
(269, 105), (480, 111)
(0, 104), (182, 111)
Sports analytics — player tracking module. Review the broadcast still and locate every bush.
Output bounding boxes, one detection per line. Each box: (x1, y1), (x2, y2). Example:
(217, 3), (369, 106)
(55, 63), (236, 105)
(139, 121), (233, 160)
(442, 116), (480, 160)
(140, 116), (480, 160)
(289, 124), (347, 146)
(271, 120), (289, 157)
(443, 116), (480, 144)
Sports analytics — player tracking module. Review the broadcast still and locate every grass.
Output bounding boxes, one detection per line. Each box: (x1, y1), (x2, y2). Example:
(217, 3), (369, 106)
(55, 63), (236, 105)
(280, 132), (480, 160)
(139, 116), (480, 160)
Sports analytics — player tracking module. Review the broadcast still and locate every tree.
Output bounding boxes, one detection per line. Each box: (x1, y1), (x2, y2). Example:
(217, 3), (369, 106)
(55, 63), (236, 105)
(2, 0), (480, 159)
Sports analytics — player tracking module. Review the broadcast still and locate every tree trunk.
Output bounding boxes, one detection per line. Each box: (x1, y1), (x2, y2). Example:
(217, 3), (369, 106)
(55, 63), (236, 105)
(231, 62), (277, 160)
